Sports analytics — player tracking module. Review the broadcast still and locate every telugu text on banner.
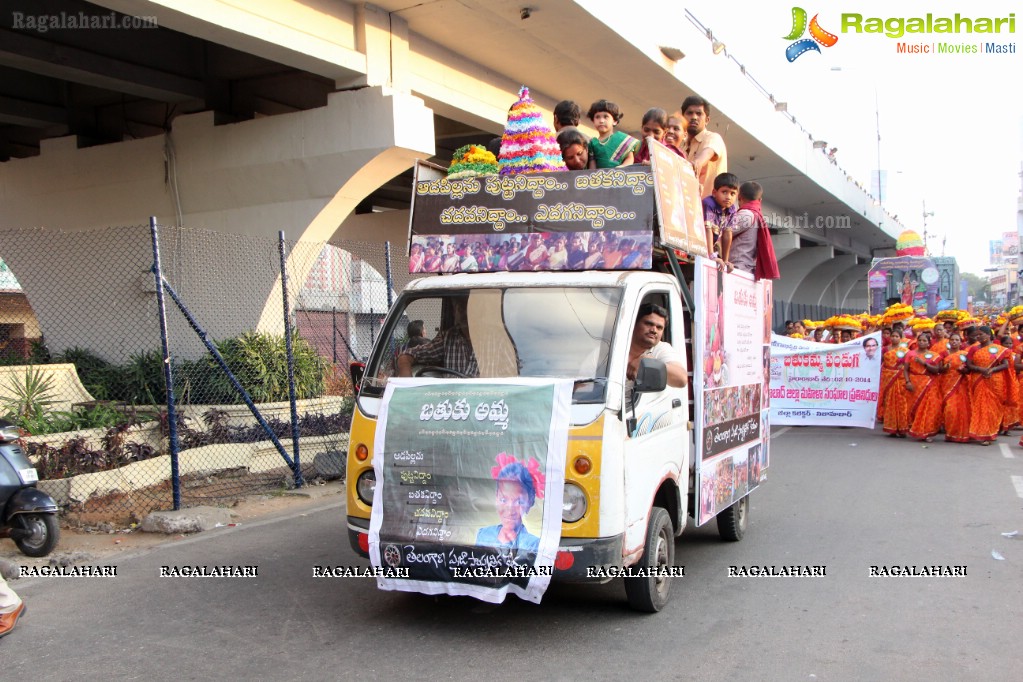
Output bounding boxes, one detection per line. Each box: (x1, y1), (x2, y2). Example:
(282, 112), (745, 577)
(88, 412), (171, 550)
(369, 378), (571, 604)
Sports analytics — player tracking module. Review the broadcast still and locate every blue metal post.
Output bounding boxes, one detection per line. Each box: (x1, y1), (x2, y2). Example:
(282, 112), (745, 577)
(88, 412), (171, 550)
(150, 218), (181, 511)
(384, 240), (394, 310)
(278, 231), (303, 488)
(159, 277), (297, 470)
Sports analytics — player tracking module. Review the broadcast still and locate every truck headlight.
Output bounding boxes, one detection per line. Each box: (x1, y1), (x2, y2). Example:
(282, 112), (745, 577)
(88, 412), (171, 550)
(356, 470), (377, 505)
(562, 482), (586, 523)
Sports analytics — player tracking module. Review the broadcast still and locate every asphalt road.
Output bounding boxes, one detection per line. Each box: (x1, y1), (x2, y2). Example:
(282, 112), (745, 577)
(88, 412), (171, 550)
(5, 426), (1022, 681)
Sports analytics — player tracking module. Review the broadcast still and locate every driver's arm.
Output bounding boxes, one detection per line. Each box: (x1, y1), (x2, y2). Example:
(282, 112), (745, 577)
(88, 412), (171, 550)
(654, 342), (687, 388)
(396, 353), (415, 377)
(665, 361), (687, 388)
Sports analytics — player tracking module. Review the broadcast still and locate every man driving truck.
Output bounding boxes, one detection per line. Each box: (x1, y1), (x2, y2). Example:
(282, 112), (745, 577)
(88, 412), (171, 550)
(627, 303), (687, 389)
(395, 297), (479, 377)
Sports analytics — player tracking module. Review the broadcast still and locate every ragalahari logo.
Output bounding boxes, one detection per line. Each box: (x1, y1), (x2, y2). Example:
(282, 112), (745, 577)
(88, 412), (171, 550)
(783, 7), (838, 61)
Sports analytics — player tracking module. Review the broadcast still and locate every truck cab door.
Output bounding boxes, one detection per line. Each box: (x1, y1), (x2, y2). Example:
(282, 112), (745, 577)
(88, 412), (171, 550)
(621, 289), (690, 562)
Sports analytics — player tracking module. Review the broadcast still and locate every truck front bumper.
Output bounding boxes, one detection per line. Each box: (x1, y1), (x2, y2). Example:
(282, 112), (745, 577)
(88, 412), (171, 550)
(346, 516), (623, 582)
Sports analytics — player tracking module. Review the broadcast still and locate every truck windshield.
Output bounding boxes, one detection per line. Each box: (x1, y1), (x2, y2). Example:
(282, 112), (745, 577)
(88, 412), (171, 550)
(360, 287), (622, 401)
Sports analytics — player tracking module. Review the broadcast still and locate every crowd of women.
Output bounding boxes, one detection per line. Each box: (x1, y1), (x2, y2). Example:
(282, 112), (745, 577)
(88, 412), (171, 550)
(786, 305), (1023, 447)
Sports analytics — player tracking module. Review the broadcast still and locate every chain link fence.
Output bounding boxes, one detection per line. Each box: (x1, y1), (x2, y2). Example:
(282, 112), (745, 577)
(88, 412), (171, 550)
(0, 224), (392, 520)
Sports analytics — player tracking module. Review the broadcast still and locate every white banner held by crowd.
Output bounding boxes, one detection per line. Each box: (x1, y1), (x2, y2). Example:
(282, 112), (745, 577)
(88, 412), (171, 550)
(768, 332), (881, 428)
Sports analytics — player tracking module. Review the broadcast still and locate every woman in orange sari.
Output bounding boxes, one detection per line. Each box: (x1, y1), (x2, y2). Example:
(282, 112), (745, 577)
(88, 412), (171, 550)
(940, 332), (971, 443)
(905, 331), (944, 442)
(881, 331), (910, 437)
(1015, 336), (1023, 427)
(966, 326), (1012, 445)
(930, 323), (949, 355)
(878, 328), (899, 423)
(1000, 335), (1020, 433)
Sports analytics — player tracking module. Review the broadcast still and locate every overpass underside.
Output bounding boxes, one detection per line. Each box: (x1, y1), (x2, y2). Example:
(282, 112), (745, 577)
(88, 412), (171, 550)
(1, 0), (888, 349)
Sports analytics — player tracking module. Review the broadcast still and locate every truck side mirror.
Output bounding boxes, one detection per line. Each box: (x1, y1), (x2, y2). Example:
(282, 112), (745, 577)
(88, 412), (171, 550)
(349, 361), (366, 393)
(634, 358), (667, 393)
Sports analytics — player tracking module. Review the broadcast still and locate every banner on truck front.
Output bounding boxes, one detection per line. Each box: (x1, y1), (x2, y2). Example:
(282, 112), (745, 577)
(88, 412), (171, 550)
(693, 257), (772, 526)
(768, 332), (881, 428)
(369, 377), (571, 604)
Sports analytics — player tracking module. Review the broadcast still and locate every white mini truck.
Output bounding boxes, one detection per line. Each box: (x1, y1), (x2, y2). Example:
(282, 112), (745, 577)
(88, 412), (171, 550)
(346, 162), (763, 612)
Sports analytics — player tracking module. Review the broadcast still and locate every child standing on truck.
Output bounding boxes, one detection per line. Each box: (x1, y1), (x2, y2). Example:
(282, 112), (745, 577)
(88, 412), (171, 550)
(702, 172), (739, 264)
(720, 181), (780, 280)
(586, 99), (638, 168)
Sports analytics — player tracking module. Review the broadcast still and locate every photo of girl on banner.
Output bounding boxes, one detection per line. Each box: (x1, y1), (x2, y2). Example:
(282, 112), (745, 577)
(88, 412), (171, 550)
(476, 453), (544, 552)
(368, 377), (571, 605)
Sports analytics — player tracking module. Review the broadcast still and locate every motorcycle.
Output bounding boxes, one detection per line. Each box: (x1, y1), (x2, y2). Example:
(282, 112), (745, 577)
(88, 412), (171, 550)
(0, 418), (60, 557)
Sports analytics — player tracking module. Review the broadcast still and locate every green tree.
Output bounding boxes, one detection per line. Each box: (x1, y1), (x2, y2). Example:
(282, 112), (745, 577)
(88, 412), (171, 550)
(960, 272), (991, 303)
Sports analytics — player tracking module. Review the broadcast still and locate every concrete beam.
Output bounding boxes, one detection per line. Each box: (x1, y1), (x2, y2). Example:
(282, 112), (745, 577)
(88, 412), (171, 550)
(800, 255), (856, 308)
(0, 94), (67, 127)
(89, 0), (367, 81)
(771, 231), (800, 261)
(838, 264), (871, 310)
(0, 29), (203, 102)
(817, 259), (862, 308)
(775, 246), (834, 303)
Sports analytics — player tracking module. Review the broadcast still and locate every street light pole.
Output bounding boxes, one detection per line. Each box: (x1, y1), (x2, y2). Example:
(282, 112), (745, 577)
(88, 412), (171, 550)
(921, 200), (935, 255)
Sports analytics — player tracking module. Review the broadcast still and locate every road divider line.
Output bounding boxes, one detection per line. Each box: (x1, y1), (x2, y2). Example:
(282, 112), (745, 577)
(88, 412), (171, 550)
(1000, 443), (1015, 459)
(1012, 475), (1023, 499)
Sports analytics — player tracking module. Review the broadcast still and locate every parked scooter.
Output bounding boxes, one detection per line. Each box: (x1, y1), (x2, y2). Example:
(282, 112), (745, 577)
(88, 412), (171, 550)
(0, 419), (60, 557)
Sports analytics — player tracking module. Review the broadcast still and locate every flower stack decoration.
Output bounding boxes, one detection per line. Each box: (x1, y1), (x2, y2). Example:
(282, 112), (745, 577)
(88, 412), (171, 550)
(880, 302), (915, 327)
(498, 86), (569, 176)
(895, 230), (926, 256)
(1008, 305), (1023, 325)
(447, 144), (499, 180)
(935, 309), (963, 324)
(910, 317), (936, 333)
(825, 315), (862, 332)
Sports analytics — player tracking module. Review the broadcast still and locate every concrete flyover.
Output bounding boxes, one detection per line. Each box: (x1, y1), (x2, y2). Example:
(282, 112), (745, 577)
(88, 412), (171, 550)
(0, 0), (901, 361)
(0, 86), (433, 357)
(774, 246), (834, 320)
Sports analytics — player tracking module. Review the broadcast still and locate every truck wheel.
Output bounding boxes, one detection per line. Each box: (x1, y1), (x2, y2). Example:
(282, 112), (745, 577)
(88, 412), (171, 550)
(717, 495), (748, 542)
(14, 513), (60, 557)
(624, 507), (674, 613)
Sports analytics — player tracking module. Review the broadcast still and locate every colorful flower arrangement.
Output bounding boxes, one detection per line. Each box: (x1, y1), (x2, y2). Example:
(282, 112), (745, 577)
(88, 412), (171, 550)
(447, 144), (499, 179)
(910, 317), (936, 332)
(935, 309), (966, 323)
(1008, 305), (1023, 324)
(956, 317), (980, 330)
(498, 86), (568, 176)
(880, 303), (914, 326)
(824, 315), (862, 331)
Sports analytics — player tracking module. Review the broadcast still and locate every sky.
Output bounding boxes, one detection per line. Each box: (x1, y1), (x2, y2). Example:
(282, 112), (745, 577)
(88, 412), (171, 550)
(596, 1), (1023, 276)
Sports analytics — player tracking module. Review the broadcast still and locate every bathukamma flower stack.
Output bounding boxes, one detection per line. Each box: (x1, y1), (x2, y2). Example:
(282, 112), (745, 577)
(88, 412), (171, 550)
(447, 144), (498, 179)
(498, 86), (568, 175)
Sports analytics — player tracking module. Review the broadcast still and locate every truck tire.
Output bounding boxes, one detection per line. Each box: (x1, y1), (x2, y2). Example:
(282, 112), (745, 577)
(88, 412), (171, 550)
(624, 507), (674, 613)
(717, 495), (748, 542)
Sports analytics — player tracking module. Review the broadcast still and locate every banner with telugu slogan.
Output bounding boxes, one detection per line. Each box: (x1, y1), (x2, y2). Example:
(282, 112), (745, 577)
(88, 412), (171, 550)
(768, 332), (882, 428)
(369, 377), (570, 604)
